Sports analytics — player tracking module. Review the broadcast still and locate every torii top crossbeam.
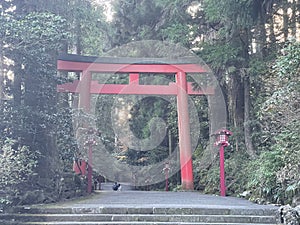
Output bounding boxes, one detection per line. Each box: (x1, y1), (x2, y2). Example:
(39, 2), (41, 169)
(57, 54), (213, 96)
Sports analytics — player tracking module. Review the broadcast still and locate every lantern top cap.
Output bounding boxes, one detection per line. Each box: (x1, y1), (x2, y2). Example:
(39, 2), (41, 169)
(213, 128), (233, 136)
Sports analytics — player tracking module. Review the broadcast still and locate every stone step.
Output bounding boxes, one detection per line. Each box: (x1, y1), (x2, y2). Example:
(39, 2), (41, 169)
(1, 191), (280, 225)
(10, 206), (278, 216)
(0, 213), (277, 223)
(0, 221), (282, 225)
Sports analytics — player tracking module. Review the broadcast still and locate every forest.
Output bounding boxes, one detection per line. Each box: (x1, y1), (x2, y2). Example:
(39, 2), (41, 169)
(0, 0), (299, 209)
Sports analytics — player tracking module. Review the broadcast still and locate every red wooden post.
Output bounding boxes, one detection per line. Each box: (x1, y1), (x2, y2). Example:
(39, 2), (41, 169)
(176, 71), (194, 190)
(219, 144), (225, 196)
(87, 141), (93, 194)
(79, 70), (93, 194)
(164, 162), (170, 191)
(165, 170), (169, 191)
(79, 70), (91, 112)
(84, 135), (95, 194)
(213, 129), (232, 197)
(129, 73), (139, 84)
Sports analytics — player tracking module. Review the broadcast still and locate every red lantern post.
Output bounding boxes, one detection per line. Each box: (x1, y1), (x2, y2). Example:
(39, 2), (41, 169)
(213, 129), (232, 196)
(84, 128), (97, 194)
(163, 162), (170, 191)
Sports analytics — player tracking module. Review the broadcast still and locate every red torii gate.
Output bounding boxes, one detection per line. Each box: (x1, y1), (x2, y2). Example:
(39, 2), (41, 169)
(57, 54), (214, 191)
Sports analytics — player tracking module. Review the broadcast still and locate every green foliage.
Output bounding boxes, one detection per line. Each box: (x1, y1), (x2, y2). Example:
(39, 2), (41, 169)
(0, 139), (38, 187)
(273, 40), (300, 91)
(7, 12), (68, 55)
(65, 0), (108, 55)
(0, 9), (73, 202)
(195, 163), (220, 194)
(161, 23), (192, 46)
(259, 41), (299, 140)
(274, 120), (300, 203)
(223, 151), (249, 194)
(126, 96), (172, 166)
(197, 42), (241, 71)
(110, 0), (163, 45)
(55, 107), (78, 169)
(203, 0), (254, 28)
(0, 139), (39, 207)
(5, 11), (70, 147)
(244, 41), (300, 204)
(245, 149), (284, 203)
(110, 0), (197, 47)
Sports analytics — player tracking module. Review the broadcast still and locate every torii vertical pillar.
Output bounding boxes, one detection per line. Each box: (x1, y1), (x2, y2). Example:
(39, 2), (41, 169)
(176, 71), (194, 190)
(79, 70), (91, 112)
(79, 70), (93, 194)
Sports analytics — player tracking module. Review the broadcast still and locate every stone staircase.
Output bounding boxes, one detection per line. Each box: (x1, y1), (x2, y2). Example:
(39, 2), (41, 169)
(0, 189), (281, 225)
(0, 205), (280, 225)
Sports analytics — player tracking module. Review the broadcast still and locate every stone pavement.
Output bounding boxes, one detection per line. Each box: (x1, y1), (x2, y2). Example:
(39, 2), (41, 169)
(1, 189), (282, 224)
(54, 189), (279, 212)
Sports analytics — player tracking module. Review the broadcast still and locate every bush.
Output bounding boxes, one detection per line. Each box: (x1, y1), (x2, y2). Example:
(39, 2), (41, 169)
(0, 139), (39, 209)
(245, 149), (284, 204)
(274, 121), (300, 204)
(244, 120), (300, 205)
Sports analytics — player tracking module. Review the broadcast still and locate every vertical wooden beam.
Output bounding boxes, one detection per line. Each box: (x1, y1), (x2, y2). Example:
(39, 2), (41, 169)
(219, 145), (226, 196)
(78, 70), (91, 112)
(176, 71), (194, 190)
(129, 73), (139, 84)
(78, 70), (93, 194)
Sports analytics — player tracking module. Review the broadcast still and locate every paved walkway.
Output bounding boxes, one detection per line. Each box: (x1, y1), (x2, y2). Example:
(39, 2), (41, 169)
(52, 190), (279, 211)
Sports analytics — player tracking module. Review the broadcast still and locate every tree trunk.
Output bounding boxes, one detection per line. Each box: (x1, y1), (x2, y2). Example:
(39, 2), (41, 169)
(13, 63), (23, 106)
(76, 21), (82, 55)
(0, 43), (4, 103)
(291, 0), (297, 37)
(244, 74), (256, 158)
(297, 0), (300, 20)
(229, 72), (244, 152)
(255, 5), (267, 57)
(252, 22), (266, 56)
(269, 12), (276, 46)
(282, 3), (289, 41)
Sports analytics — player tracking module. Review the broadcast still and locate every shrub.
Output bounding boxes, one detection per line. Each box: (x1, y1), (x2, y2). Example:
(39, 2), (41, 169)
(0, 139), (39, 209)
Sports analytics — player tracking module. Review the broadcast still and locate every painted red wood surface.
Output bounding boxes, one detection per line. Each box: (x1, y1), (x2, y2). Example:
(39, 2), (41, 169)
(57, 80), (214, 95)
(176, 71), (194, 190)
